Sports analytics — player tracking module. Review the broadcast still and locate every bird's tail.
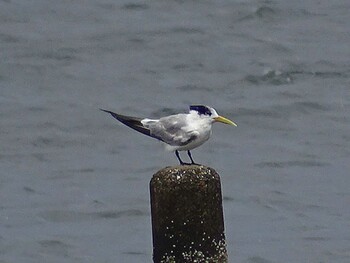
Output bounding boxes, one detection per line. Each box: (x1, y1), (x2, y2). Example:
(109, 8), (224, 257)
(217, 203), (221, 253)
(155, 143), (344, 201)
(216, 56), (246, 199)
(100, 109), (161, 141)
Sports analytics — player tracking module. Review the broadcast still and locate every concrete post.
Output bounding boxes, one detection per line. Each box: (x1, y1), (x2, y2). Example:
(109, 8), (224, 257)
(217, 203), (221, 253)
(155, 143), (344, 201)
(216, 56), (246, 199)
(150, 165), (227, 263)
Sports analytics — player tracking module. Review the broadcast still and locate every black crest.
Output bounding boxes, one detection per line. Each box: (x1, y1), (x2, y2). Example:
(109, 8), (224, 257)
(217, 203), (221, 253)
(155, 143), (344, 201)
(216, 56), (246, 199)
(189, 105), (212, 116)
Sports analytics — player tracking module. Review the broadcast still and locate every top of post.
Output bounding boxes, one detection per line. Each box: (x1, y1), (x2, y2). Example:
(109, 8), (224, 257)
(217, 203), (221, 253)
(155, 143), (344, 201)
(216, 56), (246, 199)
(151, 165), (219, 184)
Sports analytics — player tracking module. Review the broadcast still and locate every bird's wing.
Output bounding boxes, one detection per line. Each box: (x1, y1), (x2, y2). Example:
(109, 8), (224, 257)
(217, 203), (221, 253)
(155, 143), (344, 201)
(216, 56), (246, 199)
(100, 109), (164, 141)
(144, 114), (198, 146)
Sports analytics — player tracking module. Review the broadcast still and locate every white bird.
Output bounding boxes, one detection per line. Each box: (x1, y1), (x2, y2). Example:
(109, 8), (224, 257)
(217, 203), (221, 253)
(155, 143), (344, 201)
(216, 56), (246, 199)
(101, 105), (237, 165)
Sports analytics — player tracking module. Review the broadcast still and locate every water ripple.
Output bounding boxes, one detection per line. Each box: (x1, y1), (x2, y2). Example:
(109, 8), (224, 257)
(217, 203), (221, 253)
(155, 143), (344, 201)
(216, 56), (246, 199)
(121, 3), (149, 10)
(40, 209), (147, 223)
(38, 239), (72, 256)
(244, 256), (275, 263)
(255, 160), (330, 168)
(244, 69), (293, 85)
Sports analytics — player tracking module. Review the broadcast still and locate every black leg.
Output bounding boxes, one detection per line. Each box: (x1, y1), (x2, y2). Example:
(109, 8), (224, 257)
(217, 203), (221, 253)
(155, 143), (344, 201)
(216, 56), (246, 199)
(175, 150), (191, 165)
(187, 150), (198, 165)
(175, 150), (185, 165)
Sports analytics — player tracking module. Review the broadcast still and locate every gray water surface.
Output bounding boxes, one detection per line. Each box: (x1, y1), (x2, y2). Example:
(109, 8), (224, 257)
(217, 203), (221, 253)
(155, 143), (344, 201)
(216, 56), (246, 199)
(1, 0), (350, 262)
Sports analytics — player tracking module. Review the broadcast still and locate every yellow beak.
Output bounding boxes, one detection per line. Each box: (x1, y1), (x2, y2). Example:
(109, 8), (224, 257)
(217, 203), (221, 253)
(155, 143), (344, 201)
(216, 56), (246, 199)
(214, 116), (237, 126)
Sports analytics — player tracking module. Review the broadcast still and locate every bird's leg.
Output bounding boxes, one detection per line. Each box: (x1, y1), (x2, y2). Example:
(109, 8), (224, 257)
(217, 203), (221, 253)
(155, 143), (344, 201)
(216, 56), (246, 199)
(175, 150), (190, 165)
(175, 150), (185, 165)
(187, 150), (199, 165)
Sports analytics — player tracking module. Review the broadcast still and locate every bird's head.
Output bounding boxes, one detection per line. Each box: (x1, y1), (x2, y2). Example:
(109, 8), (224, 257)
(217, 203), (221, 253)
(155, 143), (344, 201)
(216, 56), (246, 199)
(189, 105), (237, 126)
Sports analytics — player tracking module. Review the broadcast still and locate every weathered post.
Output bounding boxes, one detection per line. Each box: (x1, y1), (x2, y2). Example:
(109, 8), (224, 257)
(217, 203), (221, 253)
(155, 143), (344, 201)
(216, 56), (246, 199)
(150, 165), (227, 263)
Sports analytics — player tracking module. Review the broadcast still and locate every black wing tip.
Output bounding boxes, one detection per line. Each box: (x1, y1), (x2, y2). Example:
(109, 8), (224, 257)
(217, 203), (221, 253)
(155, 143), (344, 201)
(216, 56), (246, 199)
(100, 108), (121, 120)
(100, 108), (111, 113)
(100, 108), (135, 123)
(100, 109), (119, 117)
(99, 108), (163, 142)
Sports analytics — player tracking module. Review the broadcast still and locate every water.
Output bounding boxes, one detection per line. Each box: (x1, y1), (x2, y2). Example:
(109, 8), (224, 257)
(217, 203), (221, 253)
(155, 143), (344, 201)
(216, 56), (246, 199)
(1, 0), (349, 262)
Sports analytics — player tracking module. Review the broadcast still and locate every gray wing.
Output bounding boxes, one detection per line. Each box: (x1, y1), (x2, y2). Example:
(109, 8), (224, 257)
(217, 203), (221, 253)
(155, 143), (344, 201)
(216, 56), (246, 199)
(146, 114), (198, 146)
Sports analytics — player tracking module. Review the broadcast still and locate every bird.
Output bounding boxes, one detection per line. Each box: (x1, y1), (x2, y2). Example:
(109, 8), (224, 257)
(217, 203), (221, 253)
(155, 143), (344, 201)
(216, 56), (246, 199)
(100, 105), (237, 165)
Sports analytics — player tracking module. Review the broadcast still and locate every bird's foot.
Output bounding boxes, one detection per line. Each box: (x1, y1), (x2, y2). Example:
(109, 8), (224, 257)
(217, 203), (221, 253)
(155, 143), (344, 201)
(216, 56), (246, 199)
(179, 161), (201, 166)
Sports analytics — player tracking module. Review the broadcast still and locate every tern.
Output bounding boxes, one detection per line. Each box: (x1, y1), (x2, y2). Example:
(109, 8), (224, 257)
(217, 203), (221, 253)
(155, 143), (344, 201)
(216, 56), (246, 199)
(101, 105), (237, 165)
